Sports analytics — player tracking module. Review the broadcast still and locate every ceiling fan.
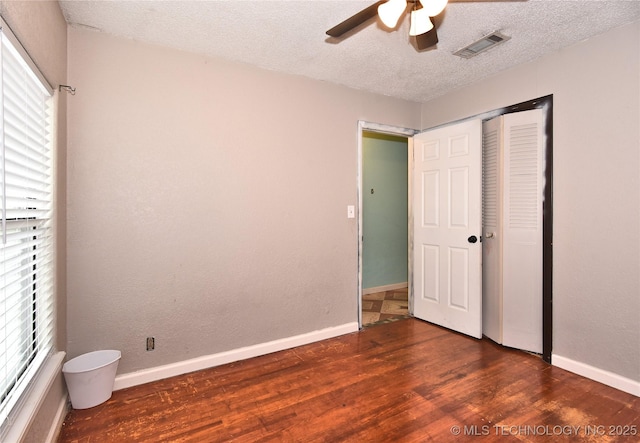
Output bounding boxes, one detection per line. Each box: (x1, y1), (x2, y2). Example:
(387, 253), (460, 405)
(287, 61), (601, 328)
(326, 0), (520, 51)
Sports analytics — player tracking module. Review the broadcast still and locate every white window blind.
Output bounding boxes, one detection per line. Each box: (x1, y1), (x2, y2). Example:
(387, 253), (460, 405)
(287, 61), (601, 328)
(0, 23), (54, 430)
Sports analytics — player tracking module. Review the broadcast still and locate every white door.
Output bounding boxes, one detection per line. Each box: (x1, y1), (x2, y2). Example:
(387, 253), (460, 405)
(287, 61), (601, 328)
(412, 120), (483, 338)
(502, 109), (544, 353)
(482, 116), (504, 344)
(480, 109), (544, 354)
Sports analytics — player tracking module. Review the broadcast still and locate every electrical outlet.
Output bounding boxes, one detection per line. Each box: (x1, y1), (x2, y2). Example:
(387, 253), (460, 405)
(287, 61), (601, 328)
(146, 337), (155, 351)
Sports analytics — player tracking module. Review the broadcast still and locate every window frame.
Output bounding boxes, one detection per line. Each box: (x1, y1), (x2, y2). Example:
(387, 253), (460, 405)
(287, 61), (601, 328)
(0, 17), (55, 435)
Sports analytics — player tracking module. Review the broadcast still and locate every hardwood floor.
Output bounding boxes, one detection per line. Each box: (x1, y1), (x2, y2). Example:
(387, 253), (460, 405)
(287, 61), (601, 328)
(58, 319), (639, 442)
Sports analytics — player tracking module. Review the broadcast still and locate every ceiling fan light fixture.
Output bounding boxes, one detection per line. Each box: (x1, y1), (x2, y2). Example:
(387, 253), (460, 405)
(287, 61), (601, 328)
(378, 0), (407, 29)
(409, 8), (434, 36)
(419, 0), (448, 17)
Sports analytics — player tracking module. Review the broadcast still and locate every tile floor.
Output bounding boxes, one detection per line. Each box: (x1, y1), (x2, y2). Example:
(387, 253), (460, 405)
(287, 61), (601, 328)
(362, 286), (409, 326)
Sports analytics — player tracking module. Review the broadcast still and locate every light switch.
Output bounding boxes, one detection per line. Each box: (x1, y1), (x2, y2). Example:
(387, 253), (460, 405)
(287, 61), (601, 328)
(347, 205), (355, 219)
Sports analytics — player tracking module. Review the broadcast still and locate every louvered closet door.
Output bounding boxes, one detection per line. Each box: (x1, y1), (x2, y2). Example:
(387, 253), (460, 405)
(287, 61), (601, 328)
(502, 109), (544, 354)
(482, 116), (503, 344)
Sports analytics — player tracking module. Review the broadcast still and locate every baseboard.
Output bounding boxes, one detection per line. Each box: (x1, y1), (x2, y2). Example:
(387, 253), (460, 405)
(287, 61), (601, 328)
(114, 322), (359, 391)
(552, 354), (640, 397)
(44, 396), (69, 443)
(363, 282), (408, 295)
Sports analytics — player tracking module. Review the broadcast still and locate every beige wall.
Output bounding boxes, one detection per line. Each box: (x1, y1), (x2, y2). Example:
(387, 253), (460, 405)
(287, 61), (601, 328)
(66, 27), (421, 374)
(0, 1), (68, 441)
(421, 21), (640, 382)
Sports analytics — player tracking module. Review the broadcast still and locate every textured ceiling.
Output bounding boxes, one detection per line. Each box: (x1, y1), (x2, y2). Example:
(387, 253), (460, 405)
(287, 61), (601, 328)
(59, 0), (640, 103)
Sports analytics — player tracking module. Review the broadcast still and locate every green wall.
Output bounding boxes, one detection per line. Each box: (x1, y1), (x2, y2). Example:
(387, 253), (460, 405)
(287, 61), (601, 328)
(362, 131), (408, 290)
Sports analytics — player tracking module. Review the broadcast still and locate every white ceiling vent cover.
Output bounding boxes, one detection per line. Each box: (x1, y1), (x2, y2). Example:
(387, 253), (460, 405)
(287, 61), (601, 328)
(454, 31), (511, 59)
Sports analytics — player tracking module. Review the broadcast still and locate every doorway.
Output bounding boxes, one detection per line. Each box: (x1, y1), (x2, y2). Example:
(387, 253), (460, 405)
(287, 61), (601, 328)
(361, 131), (410, 326)
(357, 122), (416, 328)
(357, 95), (553, 362)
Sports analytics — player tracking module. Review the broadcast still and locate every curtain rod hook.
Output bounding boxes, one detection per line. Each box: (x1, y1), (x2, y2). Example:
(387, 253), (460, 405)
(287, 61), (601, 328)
(59, 85), (76, 95)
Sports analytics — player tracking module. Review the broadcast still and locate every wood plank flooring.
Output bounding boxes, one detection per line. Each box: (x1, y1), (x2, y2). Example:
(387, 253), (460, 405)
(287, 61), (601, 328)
(58, 319), (640, 442)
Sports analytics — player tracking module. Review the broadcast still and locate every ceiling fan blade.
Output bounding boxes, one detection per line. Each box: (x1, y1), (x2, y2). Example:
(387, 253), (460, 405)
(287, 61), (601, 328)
(415, 27), (439, 50)
(326, 1), (386, 38)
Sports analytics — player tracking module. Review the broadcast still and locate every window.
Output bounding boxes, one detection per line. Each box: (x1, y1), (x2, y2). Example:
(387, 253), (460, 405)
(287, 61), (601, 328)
(0, 22), (54, 429)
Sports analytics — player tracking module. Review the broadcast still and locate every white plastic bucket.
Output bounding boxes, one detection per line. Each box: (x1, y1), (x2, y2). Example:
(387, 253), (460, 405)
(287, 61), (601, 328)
(62, 350), (121, 409)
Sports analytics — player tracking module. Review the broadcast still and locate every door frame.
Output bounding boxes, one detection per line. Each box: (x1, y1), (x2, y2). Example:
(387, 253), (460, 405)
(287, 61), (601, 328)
(357, 121), (417, 328)
(356, 95), (553, 363)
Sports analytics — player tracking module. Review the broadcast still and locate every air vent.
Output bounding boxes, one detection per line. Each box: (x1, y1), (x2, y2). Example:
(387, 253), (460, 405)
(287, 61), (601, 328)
(454, 31), (511, 59)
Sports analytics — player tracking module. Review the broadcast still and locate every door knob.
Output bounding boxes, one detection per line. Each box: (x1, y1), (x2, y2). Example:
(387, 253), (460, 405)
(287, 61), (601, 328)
(468, 235), (478, 244)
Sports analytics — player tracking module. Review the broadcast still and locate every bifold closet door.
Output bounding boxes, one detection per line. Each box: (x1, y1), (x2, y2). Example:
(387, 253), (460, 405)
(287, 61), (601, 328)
(502, 109), (544, 354)
(482, 116), (503, 345)
(482, 109), (543, 354)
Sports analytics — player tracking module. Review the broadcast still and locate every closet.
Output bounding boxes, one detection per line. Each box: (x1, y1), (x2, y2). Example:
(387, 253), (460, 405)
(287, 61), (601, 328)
(482, 109), (544, 354)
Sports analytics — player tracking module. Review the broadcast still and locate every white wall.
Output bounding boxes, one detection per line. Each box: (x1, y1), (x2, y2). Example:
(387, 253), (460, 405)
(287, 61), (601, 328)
(66, 27), (421, 375)
(421, 21), (640, 386)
